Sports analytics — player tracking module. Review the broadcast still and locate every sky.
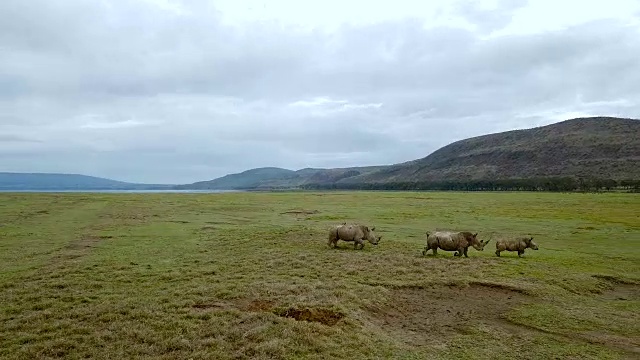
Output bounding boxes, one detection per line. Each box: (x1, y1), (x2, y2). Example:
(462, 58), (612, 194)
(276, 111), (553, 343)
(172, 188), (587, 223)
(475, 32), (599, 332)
(1, 0), (639, 184)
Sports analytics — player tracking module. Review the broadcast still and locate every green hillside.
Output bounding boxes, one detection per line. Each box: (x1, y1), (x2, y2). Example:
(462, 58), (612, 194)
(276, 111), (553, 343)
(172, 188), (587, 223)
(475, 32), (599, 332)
(340, 116), (640, 184)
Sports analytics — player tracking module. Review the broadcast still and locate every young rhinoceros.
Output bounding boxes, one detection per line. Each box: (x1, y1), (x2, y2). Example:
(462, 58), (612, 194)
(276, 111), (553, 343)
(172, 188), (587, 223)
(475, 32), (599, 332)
(328, 223), (381, 250)
(495, 236), (539, 257)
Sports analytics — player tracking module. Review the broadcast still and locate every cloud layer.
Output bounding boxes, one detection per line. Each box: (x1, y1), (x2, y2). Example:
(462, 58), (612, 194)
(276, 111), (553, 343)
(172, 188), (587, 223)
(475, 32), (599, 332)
(1, 0), (639, 183)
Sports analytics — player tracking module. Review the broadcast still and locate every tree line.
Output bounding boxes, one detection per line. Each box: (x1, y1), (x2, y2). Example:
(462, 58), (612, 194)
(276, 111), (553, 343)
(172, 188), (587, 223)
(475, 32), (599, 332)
(299, 177), (640, 193)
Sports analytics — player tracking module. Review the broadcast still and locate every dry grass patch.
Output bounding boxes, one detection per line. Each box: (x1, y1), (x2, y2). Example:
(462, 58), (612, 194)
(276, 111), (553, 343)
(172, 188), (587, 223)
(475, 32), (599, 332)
(365, 282), (533, 347)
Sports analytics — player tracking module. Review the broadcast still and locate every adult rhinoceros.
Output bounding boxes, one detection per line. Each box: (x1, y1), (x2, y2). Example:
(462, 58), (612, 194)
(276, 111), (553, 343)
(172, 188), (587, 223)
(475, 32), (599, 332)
(422, 231), (489, 257)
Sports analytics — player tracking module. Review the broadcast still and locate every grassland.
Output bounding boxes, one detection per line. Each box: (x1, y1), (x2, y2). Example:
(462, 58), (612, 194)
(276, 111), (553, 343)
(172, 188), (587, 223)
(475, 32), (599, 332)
(0, 191), (639, 359)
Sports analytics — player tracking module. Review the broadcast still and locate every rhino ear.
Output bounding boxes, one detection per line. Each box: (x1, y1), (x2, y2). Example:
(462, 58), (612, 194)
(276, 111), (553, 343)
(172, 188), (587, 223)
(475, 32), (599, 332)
(473, 233), (478, 237)
(371, 227), (375, 231)
(530, 237), (534, 241)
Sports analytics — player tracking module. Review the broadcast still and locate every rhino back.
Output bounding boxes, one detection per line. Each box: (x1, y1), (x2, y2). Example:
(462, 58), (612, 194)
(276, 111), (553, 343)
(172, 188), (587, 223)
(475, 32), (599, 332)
(337, 225), (362, 240)
(436, 232), (462, 250)
(505, 239), (525, 250)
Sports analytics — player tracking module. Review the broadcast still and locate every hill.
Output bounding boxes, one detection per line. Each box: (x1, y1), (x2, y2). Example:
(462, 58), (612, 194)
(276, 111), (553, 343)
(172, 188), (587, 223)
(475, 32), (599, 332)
(0, 172), (171, 191)
(181, 116), (640, 191)
(176, 167), (298, 190)
(338, 116), (640, 184)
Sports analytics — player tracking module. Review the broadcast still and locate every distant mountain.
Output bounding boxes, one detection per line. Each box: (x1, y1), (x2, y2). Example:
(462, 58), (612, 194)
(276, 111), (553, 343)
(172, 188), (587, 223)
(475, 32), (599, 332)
(0, 172), (172, 191)
(179, 116), (640, 190)
(176, 166), (386, 190)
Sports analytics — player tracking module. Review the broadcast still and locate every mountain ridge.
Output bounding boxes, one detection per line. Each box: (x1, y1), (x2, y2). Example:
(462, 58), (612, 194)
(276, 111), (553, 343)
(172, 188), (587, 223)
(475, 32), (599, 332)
(2, 116), (639, 191)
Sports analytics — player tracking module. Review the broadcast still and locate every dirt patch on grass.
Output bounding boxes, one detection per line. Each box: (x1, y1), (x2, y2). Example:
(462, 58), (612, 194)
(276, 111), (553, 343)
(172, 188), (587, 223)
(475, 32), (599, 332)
(592, 274), (640, 300)
(600, 284), (640, 301)
(366, 282), (532, 347)
(274, 307), (345, 326)
(367, 280), (640, 356)
(468, 280), (532, 295)
(54, 235), (106, 260)
(582, 332), (640, 357)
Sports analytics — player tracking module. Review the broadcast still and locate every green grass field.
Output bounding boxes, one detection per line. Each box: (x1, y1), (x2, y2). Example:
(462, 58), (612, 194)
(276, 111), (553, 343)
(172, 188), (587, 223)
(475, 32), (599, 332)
(1, 191), (639, 359)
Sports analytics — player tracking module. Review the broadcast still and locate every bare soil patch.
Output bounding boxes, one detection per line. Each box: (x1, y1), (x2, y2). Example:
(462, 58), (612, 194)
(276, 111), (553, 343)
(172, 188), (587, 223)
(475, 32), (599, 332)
(592, 274), (640, 301)
(582, 332), (640, 357)
(600, 284), (640, 301)
(366, 282), (532, 347)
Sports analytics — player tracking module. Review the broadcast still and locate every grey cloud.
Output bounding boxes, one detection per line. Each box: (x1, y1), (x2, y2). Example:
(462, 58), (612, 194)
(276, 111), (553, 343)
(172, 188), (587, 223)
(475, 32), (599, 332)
(1, 0), (639, 183)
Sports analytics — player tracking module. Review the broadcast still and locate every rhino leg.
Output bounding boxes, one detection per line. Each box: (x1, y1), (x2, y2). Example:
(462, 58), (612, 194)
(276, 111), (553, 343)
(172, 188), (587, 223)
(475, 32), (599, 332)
(518, 250), (524, 257)
(356, 238), (365, 250)
(495, 250), (501, 257)
(462, 247), (469, 258)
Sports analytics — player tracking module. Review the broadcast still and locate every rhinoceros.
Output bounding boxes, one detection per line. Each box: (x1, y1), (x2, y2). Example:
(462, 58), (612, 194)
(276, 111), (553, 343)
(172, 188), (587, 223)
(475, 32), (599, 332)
(328, 223), (381, 250)
(495, 236), (538, 257)
(422, 231), (490, 257)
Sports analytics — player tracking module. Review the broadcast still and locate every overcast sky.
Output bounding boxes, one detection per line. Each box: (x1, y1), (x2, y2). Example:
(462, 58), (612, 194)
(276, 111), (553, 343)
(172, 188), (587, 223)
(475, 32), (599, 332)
(1, 0), (639, 184)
